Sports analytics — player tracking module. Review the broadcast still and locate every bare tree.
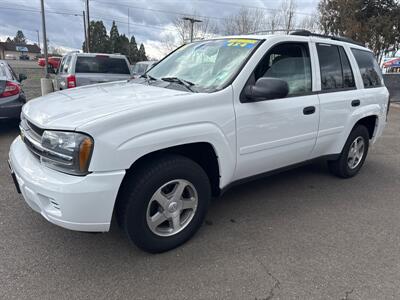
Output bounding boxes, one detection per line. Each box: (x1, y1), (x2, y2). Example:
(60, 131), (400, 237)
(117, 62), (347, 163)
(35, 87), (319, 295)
(280, 0), (297, 33)
(161, 14), (217, 53)
(266, 11), (282, 33)
(223, 7), (267, 35)
(173, 14), (217, 44)
(160, 32), (179, 53)
(298, 13), (320, 32)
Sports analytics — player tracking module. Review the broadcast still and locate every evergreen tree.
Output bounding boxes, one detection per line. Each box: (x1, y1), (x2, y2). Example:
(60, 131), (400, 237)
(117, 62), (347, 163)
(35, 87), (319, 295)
(117, 34), (130, 56)
(128, 36), (138, 63)
(14, 30), (26, 44)
(138, 43), (147, 61)
(109, 21), (120, 53)
(6, 37), (12, 43)
(82, 21), (111, 53)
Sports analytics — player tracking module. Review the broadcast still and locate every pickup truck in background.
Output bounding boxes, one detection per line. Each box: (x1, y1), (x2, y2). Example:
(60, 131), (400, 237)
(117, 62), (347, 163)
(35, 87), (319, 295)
(54, 53), (132, 90)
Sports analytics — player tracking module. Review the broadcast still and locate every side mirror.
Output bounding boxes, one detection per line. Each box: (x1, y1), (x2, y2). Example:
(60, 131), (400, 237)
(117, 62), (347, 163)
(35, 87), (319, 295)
(244, 77), (289, 102)
(18, 73), (27, 82)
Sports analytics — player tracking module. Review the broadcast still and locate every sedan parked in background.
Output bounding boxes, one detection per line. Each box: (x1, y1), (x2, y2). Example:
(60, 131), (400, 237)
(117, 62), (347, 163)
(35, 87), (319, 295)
(38, 56), (61, 71)
(55, 53), (132, 90)
(5, 54), (17, 60)
(131, 60), (158, 78)
(0, 60), (26, 119)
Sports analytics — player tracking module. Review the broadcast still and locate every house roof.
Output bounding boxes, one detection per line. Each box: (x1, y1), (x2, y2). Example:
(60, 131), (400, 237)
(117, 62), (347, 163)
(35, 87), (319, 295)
(0, 41), (41, 53)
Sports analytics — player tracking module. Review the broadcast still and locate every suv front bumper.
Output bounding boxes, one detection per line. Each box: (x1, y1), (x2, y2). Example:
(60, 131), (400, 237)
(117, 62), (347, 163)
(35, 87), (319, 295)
(9, 137), (125, 232)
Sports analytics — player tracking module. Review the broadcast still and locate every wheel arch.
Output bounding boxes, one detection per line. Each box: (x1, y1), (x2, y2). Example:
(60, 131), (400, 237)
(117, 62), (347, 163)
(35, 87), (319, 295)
(122, 142), (222, 197)
(351, 114), (378, 139)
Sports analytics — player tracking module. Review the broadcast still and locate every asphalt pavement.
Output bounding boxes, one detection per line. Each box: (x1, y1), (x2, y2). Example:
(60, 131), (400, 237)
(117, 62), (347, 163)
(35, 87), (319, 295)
(0, 106), (399, 299)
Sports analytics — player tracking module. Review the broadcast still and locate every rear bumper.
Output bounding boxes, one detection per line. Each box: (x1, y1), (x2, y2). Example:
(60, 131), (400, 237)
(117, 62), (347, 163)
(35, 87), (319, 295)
(9, 137), (126, 232)
(0, 102), (23, 119)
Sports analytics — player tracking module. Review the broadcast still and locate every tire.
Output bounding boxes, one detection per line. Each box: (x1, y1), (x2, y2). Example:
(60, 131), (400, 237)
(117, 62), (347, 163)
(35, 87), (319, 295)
(328, 125), (370, 178)
(116, 154), (211, 253)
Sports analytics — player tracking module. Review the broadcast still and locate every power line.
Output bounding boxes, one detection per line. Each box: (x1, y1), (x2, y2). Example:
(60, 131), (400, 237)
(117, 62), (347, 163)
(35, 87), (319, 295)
(0, 5), (176, 34)
(92, 0), (315, 18)
(91, 14), (176, 33)
(195, 0), (315, 16)
(0, 5), (82, 16)
(91, 0), (227, 20)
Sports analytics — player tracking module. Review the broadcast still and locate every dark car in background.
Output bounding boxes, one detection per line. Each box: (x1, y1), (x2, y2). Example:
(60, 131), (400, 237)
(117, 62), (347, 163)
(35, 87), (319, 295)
(19, 54), (30, 61)
(0, 60), (27, 119)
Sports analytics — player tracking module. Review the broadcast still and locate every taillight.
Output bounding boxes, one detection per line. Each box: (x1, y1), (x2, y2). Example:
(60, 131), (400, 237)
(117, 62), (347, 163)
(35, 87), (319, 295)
(66, 75), (76, 88)
(0, 81), (20, 98)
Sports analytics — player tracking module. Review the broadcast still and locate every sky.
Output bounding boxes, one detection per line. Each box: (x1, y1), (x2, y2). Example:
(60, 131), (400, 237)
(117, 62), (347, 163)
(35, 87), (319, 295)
(0, 0), (319, 59)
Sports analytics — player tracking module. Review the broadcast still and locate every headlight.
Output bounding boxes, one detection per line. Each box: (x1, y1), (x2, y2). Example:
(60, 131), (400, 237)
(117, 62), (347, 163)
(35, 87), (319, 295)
(40, 131), (94, 176)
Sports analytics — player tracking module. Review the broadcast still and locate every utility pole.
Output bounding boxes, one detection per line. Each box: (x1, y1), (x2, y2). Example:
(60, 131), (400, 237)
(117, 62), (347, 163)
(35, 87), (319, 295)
(85, 0), (90, 52)
(36, 30), (40, 48)
(83, 11), (88, 53)
(40, 0), (49, 78)
(128, 8), (130, 59)
(182, 17), (202, 43)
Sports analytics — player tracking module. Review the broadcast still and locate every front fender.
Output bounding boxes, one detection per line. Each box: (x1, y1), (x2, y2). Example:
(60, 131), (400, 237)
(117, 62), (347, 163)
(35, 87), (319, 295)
(91, 122), (236, 189)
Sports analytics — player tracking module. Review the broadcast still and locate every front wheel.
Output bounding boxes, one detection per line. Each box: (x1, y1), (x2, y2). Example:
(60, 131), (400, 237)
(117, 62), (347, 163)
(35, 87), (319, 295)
(116, 154), (211, 253)
(328, 125), (370, 178)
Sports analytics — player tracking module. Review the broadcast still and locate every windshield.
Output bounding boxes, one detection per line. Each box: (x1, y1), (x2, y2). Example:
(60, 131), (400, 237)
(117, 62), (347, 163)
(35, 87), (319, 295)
(147, 38), (261, 92)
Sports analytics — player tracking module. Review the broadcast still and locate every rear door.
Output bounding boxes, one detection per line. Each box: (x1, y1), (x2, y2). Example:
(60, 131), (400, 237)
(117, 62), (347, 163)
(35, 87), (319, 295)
(74, 55), (131, 87)
(311, 42), (361, 156)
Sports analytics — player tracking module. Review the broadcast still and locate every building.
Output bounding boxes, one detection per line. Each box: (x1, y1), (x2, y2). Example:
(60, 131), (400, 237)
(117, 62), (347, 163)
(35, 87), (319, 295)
(0, 41), (41, 60)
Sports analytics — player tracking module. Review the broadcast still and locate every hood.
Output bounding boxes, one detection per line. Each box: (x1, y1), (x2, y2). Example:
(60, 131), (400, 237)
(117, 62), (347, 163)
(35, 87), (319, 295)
(23, 81), (190, 130)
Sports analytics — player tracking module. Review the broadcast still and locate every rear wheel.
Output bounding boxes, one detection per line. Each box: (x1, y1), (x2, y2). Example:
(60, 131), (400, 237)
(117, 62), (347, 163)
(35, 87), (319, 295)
(328, 125), (370, 178)
(116, 154), (211, 253)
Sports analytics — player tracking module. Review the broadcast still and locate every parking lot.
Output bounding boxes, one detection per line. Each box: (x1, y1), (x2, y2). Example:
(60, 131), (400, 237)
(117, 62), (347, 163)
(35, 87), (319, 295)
(0, 63), (399, 299)
(7, 60), (45, 101)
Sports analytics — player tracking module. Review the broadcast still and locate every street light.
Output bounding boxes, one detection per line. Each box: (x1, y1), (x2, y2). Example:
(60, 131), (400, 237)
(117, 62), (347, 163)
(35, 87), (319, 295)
(182, 17), (202, 43)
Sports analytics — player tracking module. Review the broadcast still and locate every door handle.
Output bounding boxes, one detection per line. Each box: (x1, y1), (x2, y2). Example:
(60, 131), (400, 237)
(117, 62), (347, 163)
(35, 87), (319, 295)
(351, 99), (361, 107)
(303, 106), (316, 115)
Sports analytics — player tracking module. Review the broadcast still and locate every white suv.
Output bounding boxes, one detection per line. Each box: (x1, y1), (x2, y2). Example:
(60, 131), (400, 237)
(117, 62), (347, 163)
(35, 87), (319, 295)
(9, 32), (389, 253)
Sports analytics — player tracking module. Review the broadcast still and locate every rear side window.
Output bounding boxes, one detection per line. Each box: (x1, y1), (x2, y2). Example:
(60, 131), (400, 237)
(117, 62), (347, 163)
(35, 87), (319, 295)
(61, 56), (72, 74)
(75, 56), (130, 74)
(351, 49), (383, 88)
(317, 44), (355, 91)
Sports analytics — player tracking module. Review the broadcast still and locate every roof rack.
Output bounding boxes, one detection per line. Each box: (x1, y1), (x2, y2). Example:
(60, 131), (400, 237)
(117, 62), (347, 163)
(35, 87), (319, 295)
(290, 30), (364, 47)
(248, 29), (306, 35)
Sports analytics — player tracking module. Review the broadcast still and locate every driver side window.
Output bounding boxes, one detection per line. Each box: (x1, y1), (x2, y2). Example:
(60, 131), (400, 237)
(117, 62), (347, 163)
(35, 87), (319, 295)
(253, 42), (312, 96)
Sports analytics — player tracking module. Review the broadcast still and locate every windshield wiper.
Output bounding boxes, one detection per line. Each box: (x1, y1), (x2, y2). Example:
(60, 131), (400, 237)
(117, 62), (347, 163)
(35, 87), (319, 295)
(140, 74), (157, 81)
(161, 77), (196, 92)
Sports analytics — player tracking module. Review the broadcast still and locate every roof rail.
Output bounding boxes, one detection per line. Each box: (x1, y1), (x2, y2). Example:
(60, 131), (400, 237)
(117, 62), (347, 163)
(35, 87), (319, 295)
(248, 28), (307, 35)
(290, 30), (365, 47)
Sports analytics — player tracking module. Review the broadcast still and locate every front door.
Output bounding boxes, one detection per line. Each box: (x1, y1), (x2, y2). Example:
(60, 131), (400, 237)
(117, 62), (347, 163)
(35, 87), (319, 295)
(234, 42), (320, 180)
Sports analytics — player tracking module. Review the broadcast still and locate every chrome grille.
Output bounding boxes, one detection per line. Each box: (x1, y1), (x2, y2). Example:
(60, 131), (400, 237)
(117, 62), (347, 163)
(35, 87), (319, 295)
(20, 116), (73, 165)
(20, 116), (42, 160)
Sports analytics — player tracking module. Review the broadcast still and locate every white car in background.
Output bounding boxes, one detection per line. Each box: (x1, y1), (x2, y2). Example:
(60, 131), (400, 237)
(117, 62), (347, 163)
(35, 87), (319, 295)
(5, 54), (17, 60)
(131, 60), (158, 78)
